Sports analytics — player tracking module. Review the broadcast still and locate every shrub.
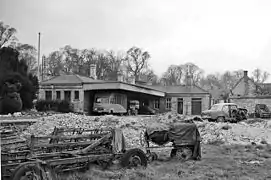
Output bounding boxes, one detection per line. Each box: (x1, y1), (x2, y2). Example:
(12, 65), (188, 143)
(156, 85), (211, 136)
(0, 92), (22, 114)
(35, 99), (72, 113)
(57, 100), (73, 113)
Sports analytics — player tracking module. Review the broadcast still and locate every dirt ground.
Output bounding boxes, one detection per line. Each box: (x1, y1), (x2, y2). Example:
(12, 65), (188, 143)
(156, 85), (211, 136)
(61, 144), (271, 180)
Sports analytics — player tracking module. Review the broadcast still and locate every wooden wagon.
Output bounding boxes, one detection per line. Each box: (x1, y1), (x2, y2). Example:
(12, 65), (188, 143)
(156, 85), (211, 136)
(1, 126), (148, 180)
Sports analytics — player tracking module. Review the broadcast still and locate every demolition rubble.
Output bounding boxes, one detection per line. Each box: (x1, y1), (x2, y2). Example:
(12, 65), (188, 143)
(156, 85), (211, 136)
(21, 112), (271, 148)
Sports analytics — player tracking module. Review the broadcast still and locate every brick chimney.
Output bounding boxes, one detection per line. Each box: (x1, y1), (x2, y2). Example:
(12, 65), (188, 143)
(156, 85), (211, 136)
(89, 64), (97, 79)
(117, 71), (124, 82)
(186, 73), (193, 86)
(186, 64), (193, 86)
(244, 70), (249, 96)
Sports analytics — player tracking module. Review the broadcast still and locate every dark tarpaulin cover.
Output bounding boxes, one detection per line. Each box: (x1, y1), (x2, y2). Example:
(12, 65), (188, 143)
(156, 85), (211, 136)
(168, 123), (198, 144)
(169, 123), (201, 160)
(146, 122), (201, 160)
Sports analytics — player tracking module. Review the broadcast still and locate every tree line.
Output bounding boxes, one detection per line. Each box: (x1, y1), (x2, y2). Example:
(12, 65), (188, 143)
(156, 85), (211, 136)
(1, 20), (270, 102)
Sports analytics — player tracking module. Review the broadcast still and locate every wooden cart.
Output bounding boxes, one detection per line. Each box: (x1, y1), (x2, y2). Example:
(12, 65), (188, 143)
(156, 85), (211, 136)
(1, 126), (148, 180)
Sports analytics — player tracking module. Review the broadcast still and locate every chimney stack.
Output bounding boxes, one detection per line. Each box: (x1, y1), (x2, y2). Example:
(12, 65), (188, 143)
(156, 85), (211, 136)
(186, 64), (193, 86)
(89, 64), (97, 80)
(117, 71), (124, 82)
(244, 70), (248, 77)
(186, 74), (193, 86)
(244, 70), (249, 96)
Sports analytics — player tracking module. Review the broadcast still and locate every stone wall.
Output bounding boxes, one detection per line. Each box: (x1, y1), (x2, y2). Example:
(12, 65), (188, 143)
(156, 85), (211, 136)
(229, 96), (271, 113)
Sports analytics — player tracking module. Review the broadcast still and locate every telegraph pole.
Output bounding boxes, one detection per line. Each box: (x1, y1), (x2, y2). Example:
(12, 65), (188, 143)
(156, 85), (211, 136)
(37, 32), (41, 81)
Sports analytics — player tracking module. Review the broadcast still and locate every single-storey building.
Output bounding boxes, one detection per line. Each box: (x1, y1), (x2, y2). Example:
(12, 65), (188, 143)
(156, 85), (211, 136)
(39, 65), (211, 115)
(229, 70), (271, 113)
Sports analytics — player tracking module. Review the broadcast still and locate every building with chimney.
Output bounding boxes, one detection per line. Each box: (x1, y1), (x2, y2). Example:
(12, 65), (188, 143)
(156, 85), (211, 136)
(38, 64), (211, 115)
(229, 70), (271, 114)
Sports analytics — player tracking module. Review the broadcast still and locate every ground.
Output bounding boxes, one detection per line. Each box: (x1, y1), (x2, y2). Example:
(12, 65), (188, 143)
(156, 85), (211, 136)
(1, 112), (271, 180)
(61, 144), (271, 180)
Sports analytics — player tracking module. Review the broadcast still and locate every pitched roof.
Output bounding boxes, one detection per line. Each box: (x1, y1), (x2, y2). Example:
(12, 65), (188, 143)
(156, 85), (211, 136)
(144, 85), (209, 94)
(208, 88), (231, 99)
(41, 74), (105, 85)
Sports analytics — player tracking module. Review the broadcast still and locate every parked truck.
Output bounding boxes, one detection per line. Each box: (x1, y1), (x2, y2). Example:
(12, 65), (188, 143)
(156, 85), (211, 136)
(93, 93), (127, 115)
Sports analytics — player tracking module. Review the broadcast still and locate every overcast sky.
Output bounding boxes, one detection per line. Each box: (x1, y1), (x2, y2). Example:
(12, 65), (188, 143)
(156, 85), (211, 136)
(1, 0), (271, 81)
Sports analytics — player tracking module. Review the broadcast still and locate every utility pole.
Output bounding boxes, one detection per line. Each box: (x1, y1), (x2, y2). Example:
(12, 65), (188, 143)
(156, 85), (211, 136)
(37, 32), (41, 81)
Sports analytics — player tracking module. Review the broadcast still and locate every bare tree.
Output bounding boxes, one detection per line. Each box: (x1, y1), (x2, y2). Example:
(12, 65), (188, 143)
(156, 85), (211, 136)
(46, 51), (64, 77)
(160, 65), (183, 85)
(0, 21), (18, 48)
(251, 68), (270, 84)
(126, 47), (150, 81)
(183, 62), (204, 85)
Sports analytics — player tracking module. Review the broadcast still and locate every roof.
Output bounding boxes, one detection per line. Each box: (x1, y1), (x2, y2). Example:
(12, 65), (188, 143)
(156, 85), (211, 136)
(231, 76), (259, 91)
(209, 89), (231, 99)
(41, 74), (105, 85)
(212, 103), (237, 108)
(143, 85), (210, 94)
(83, 81), (165, 97)
(40, 74), (209, 95)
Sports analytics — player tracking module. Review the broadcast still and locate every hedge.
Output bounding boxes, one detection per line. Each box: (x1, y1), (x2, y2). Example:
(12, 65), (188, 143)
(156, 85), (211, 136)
(35, 100), (73, 113)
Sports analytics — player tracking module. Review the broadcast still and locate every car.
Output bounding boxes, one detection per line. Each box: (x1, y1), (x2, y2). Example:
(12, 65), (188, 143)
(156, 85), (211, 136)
(138, 106), (156, 115)
(201, 103), (247, 123)
(93, 103), (127, 115)
(255, 104), (271, 118)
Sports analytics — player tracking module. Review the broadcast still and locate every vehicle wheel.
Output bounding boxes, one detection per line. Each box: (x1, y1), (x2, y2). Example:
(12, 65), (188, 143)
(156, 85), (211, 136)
(120, 148), (148, 168)
(12, 162), (57, 180)
(147, 152), (158, 161)
(110, 110), (114, 115)
(217, 116), (225, 123)
(170, 147), (193, 161)
(128, 110), (131, 116)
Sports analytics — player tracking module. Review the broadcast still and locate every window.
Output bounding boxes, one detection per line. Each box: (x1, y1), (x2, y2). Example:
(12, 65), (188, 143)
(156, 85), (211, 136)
(45, 91), (52, 100)
(64, 91), (71, 102)
(222, 105), (229, 113)
(74, 91), (79, 100)
(166, 98), (172, 109)
(154, 99), (160, 109)
(56, 91), (61, 100)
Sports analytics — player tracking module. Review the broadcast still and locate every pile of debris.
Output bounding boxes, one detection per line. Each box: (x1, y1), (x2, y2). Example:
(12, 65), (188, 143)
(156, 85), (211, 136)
(195, 120), (271, 145)
(21, 112), (271, 149)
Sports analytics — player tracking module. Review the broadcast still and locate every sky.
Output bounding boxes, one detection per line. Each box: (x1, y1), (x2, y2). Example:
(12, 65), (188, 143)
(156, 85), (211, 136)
(1, 0), (271, 81)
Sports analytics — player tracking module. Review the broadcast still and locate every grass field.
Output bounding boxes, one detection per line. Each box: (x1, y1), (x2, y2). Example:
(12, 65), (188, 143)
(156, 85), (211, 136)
(61, 144), (271, 180)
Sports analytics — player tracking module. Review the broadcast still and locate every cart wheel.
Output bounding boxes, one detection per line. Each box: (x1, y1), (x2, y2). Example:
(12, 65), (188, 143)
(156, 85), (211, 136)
(12, 162), (57, 180)
(120, 148), (148, 168)
(147, 152), (158, 161)
(217, 116), (225, 123)
(170, 147), (193, 161)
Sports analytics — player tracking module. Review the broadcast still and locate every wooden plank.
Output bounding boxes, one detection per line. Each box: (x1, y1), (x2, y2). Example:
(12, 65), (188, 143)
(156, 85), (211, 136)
(31, 140), (95, 148)
(0, 119), (38, 124)
(31, 133), (109, 141)
(47, 154), (113, 166)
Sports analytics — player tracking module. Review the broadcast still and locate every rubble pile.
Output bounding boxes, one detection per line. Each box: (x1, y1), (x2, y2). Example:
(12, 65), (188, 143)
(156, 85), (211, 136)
(196, 120), (271, 145)
(22, 112), (271, 148)
(22, 113), (155, 148)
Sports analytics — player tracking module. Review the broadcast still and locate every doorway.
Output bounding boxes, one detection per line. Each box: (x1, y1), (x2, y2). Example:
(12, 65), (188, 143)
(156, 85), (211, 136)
(191, 98), (202, 115)
(177, 98), (183, 114)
